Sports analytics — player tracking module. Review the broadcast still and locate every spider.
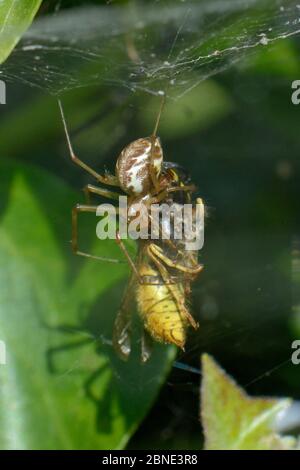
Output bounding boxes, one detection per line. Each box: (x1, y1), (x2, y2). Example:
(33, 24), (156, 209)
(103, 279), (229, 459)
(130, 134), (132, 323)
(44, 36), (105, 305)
(58, 96), (195, 271)
(58, 97), (204, 361)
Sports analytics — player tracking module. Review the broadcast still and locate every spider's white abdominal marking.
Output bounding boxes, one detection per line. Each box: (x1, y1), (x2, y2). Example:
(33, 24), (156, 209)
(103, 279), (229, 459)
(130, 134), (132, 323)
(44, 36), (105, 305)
(116, 137), (163, 195)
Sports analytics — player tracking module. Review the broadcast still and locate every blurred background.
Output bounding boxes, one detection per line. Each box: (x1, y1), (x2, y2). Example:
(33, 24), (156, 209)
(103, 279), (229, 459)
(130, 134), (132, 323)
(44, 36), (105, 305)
(0, 0), (299, 450)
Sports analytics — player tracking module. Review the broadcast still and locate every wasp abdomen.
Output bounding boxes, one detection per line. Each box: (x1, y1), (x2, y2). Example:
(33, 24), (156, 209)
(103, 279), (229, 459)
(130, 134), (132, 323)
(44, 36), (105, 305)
(137, 265), (187, 349)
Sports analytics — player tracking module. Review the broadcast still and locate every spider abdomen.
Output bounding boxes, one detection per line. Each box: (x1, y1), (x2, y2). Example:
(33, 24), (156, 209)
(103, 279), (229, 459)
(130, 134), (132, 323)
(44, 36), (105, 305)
(116, 137), (163, 195)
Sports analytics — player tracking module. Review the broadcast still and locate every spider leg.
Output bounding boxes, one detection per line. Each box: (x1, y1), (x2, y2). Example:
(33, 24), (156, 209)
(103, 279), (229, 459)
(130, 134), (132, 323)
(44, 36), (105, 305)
(58, 100), (119, 186)
(115, 231), (142, 282)
(83, 184), (121, 204)
(73, 203), (142, 278)
(72, 204), (121, 263)
(149, 95), (166, 193)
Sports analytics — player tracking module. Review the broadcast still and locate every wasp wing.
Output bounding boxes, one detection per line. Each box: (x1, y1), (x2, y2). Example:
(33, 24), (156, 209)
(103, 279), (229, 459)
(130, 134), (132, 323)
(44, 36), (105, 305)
(112, 274), (136, 361)
(141, 328), (153, 363)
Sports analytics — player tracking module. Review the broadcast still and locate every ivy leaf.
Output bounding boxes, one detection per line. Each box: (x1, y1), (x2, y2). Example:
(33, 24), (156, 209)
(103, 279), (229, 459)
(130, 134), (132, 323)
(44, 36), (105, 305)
(0, 0), (42, 65)
(201, 354), (297, 450)
(0, 159), (175, 450)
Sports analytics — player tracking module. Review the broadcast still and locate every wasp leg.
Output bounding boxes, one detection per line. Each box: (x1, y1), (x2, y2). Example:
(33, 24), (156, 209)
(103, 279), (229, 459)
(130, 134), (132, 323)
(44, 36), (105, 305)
(83, 184), (121, 204)
(58, 100), (119, 187)
(149, 244), (203, 275)
(113, 274), (136, 361)
(72, 204), (121, 263)
(166, 184), (197, 195)
(147, 245), (199, 330)
(151, 184), (197, 204)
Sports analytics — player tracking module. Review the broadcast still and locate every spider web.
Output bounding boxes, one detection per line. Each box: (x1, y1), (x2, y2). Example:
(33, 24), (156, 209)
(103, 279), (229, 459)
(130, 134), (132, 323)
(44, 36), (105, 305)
(0, 0), (300, 98)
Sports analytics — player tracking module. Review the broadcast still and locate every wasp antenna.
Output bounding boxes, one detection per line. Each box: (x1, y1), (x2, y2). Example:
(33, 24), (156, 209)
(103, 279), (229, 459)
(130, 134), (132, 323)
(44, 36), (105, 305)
(152, 93), (166, 137)
(58, 99), (76, 159)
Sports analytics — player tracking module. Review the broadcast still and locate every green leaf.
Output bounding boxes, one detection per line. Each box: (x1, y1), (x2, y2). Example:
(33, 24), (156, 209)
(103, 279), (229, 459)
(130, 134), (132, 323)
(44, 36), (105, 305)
(201, 354), (297, 450)
(0, 0), (42, 65)
(0, 159), (175, 450)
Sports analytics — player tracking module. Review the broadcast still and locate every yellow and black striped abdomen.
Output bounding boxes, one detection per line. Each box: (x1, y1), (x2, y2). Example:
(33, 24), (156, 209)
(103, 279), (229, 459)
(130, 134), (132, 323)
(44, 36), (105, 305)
(137, 263), (187, 349)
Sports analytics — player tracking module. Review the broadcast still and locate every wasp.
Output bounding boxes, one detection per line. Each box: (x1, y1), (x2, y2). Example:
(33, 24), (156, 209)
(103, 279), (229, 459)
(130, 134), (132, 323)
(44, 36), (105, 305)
(115, 166), (204, 362)
(58, 97), (204, 361)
